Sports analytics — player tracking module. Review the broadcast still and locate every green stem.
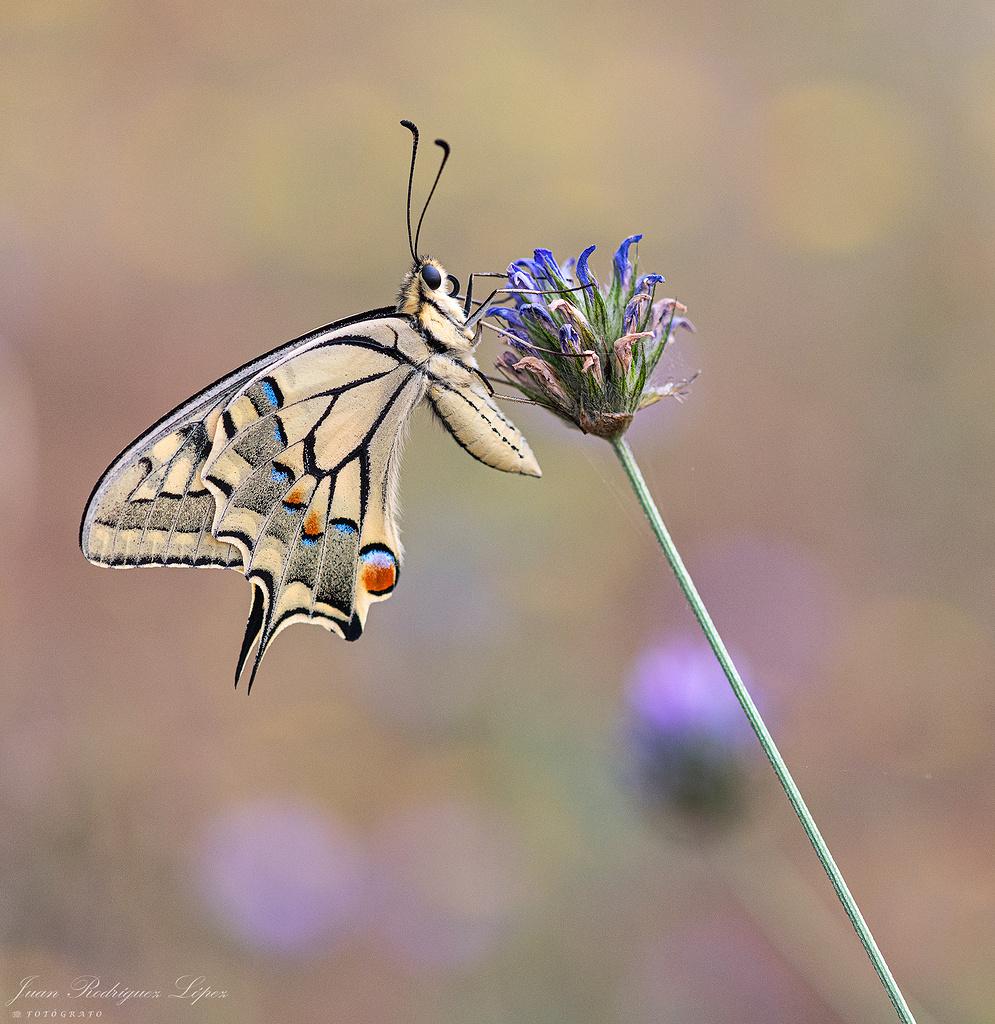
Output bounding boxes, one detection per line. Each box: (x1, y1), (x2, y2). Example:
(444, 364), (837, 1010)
(610, 435), (917, 1024)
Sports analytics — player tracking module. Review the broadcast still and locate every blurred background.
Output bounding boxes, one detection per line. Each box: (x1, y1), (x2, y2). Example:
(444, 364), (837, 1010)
(2, 0), (994, 1020)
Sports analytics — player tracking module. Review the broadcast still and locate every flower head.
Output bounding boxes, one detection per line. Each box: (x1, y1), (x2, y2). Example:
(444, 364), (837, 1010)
(487, 238), (696, 438)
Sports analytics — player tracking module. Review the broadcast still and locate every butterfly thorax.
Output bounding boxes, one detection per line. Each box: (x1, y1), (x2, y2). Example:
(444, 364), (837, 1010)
(396, 257), (476, 356)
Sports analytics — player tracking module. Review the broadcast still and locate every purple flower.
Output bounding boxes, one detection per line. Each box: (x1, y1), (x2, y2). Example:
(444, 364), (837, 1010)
(634, 273), (665, 294)
(622, 292), (652, 337)
(575, 244), (597, 291)
(611, 233), (643, 293)
(490, 236), (695, 438)
(520, 302), (558, 333)
(485, 305), (529, 340)
(532, 247), (567, 284)
(559, 323), (581, 354)
(629, 638), (755, 745)
(506, 264), (541, 307)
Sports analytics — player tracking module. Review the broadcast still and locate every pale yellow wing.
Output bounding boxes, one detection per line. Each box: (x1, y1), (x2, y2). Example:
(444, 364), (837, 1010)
(79, 308), (400, 570)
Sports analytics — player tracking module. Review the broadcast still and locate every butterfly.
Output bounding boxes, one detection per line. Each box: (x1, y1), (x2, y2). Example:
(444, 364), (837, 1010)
(80, 120), (541, 691)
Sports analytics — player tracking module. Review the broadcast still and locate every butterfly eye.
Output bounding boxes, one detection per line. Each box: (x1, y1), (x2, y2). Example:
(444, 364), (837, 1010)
(421, 264), (443, 290)
(445, 274), (460, 297)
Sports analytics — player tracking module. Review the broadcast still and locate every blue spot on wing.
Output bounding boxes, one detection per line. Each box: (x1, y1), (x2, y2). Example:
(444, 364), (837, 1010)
(262, 380), (279, 407)
(271, 465), (291, 484)
(333, 522), (357, 535)
(301, 535), (318, 547)
(361, 548), (395, 568)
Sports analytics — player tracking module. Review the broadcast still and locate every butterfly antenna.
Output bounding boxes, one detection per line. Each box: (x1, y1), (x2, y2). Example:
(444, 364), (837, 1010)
(413, 137), (450, 259)
(400, 119), (420, 263)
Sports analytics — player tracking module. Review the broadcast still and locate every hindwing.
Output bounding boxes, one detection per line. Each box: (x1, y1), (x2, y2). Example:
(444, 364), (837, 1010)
(201, 319), (428, 687)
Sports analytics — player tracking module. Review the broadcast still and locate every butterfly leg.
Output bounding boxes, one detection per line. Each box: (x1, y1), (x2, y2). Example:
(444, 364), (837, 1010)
(461, 271), (509, 320)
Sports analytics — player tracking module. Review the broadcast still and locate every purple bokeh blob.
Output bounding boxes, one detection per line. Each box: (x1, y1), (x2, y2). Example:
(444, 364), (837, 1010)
(195, 799), (367, 955)
(627, 636), (757, 747)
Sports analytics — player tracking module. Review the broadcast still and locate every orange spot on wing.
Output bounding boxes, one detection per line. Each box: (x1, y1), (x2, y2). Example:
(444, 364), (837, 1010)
(304, 511), (322, 537)
(286, 487), (304, 506)
(362, 562), (396, 594)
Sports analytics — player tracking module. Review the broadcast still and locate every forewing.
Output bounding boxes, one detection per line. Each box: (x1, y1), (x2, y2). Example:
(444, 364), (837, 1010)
(81, 373), (255, 570)
(201, 318), (427, 687)
(426, 362), (541, 477)
(79, 306), (398, 570)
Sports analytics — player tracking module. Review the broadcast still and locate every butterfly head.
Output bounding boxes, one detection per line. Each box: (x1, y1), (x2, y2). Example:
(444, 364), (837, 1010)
(397, 257), (475, 350)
